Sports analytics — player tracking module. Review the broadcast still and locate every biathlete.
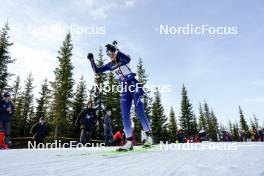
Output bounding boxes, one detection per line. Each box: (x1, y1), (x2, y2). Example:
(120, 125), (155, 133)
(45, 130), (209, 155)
(87, 42), (153, 151)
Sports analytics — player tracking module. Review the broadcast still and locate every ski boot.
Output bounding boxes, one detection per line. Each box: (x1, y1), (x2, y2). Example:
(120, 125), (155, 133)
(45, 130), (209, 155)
(143, 132), (153, 148)
(117, 138), (133, 151)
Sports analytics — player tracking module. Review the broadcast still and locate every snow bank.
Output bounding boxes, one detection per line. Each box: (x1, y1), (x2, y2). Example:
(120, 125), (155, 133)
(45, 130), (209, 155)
(1, 142), (264, 176)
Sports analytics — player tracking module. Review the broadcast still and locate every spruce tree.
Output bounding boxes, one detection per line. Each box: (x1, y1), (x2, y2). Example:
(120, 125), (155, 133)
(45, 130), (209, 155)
(11, 76), (21, 105)
(203, 101), (219, 141)
(151, 88), (167, 143)
(228, 120), (233, 134)
(203, 101), (210, 132)
(11, 76), (22, 137)
(34, 79), (51, 125)
(0, 23), (15, 93)
(51, 33), (74, 138)
(250, 114), (259, 131)
(19, 73), (35, 136)
(105, 72), (121, 133)
(198, 103), (206, 131)
(232, 122), (239, 141)
(168, 107), (177, 143)
(208, 109), (219, 141)
(71, 76), (87, 138)
(179, 85), (196, 136)
(133, 58), (152, 142)
(89, 46), (107, 140)
(239, 106), (248, 132)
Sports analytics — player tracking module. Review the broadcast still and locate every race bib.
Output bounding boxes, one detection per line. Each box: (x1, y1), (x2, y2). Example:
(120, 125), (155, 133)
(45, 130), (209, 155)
(113, 64), (132, 80)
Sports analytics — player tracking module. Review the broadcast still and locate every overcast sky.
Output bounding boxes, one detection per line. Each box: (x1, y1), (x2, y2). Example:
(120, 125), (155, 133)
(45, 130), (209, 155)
(1, 0), (264, 125)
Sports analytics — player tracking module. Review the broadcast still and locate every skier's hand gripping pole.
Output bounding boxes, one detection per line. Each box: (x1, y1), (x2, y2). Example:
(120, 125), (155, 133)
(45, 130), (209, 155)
(87, 53), (94, 62)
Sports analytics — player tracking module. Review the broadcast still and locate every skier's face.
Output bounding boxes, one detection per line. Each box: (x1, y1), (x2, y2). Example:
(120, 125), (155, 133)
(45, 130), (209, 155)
(107, 51), (117, 61)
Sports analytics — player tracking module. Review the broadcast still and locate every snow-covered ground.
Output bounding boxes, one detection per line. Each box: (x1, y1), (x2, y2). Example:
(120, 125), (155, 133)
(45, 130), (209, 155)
(1, 142), (264, 176)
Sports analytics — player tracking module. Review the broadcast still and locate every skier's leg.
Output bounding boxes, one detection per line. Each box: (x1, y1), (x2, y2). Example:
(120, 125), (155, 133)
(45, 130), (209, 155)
(117, 91), (133, 151)
(133, 92), (151, 133)
(121, 91), (133, 138)
(133, 91), (153, 147)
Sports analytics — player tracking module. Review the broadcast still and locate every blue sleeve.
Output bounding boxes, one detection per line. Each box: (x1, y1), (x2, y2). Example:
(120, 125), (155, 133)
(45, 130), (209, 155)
(117, 52), (131, 65)
(89, 59), (112, 73)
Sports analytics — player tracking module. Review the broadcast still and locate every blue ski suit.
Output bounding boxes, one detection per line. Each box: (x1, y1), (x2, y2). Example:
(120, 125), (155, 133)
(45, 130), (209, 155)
(89, 51), (151, 138)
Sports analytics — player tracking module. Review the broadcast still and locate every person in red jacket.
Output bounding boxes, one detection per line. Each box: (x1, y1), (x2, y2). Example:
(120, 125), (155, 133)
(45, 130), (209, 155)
(113, 130), (125, 146)
(0, 123), (5, 149)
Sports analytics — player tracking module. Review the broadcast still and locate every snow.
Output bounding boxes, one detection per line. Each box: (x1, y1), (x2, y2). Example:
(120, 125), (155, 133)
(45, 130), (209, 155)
(1, 142), (264, 176)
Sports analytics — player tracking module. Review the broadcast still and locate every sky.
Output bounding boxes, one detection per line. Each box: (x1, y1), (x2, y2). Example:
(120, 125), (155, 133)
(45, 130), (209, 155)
(0, 0), (264, 126)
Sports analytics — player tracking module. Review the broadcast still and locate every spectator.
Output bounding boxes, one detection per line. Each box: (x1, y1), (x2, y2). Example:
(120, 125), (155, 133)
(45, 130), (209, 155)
(246, 130), (252, 142)
(199, 129), (208, 142)
(113, 130), (125, 146)
(30, 117), (48, 144)
(0, 92), (15, 149)
(104, 110), (113, 146)
(177, 129), (185, 143)
(75, 100), (97, 145)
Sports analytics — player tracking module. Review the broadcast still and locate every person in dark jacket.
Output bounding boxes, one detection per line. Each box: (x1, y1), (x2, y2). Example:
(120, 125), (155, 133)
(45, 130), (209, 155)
(177, 129), (185, 143)
(104, 110), (113, 146)
(30, 117), (48, 144)
(75, 100), (97, 145)
(0, 92), (15, 148)
(246, 130), (252, 142)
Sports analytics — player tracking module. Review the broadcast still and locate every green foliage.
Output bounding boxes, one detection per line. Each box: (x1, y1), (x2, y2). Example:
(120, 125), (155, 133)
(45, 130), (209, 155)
(239, 106), (248, 132)
(89, 46), (107, 140)
(14, 73), (35, 137)
(0, 23), (15, 93)
(51, 33), (74, 138)
(105, 72), (122, 133)
(34, 79), (51, 125)
(151, 88), (167, 143)
(70, 76), (87, 137)
(168, 107), (177, 143)
(198, 103), (206, 131)
(179, 85), (197, 136)
(133, 58), (152, 143)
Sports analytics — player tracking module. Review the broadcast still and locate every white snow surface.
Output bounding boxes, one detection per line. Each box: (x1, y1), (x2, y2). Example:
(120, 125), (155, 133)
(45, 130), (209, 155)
(1, 142), (264, 176)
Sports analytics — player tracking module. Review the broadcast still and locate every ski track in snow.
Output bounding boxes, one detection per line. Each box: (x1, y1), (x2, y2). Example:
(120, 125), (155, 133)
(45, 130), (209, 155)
(1, 142), (264, 176)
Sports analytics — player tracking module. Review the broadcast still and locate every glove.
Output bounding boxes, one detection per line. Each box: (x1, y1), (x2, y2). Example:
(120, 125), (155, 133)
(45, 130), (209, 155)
(87, 53), (94, 61)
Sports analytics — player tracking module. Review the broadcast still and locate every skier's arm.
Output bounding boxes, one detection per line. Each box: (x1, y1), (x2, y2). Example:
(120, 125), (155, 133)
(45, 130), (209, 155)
(87, 53), (112, 73)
